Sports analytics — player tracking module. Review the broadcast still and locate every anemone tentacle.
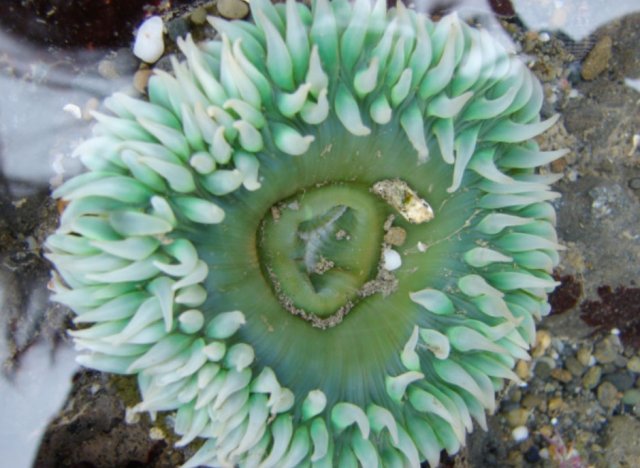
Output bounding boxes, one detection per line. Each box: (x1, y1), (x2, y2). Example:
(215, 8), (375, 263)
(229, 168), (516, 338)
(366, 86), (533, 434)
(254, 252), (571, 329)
(47, 0), (563, 466)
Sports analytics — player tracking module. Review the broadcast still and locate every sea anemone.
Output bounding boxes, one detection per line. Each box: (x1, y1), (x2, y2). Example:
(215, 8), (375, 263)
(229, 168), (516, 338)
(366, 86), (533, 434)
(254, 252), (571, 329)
(46, 0), (565, 466)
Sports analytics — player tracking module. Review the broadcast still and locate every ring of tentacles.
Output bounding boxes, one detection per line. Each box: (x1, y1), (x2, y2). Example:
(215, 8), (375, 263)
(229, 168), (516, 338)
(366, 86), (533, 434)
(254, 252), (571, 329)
(46, 0), (565, 466)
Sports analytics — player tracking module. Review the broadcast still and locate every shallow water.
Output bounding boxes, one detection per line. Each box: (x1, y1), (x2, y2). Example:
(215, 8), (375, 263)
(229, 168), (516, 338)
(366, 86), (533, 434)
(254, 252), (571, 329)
(1, 0), (639, 466)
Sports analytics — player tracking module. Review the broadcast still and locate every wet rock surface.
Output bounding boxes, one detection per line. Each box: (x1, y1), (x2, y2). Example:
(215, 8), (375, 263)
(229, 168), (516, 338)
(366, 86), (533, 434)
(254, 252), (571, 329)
(34, 371), (188, 468)
(460, 7), (640, 468)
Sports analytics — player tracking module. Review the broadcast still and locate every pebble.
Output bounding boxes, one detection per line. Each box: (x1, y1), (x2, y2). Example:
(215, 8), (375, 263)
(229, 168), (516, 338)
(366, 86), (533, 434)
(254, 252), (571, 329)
(628, 356), (640, 373)
(522, 393), (545, 410)
(539, 425), (554, 439)
(593, 336), (619, 364)
(509, 389), (523, 403)
(614, 353), (628, 368)
(597, 381), (620, 409)
(551, 338), (565, 354)
(384, 227), (407, 246)
(565, 355), (586, 377)
(217, 0), (250, 19)
(133, 69), (153, 94)
(581, 35), (612, 81)
(534, 357), (556, 379)
(523, 446), (541, 463)
(190, 6), (208, 25)
(506, 408), (530, 427)
(630, 178), (640, 191)
(622, 388), (640, 406)
(516, 360), (531, 380)
(547, 396), (565, 413)
(551, 368), (573, 384)
(507, 450), (524, 466)
(532, 330), (552, 358)
(62, 103), (82, 119)
(512, 426), (529, 442)
(582, 365), (602, 390)
(97, 59), (120, 79)
(539, 32), (551, 42)
(133, 16), (165, 63)
(603, 372), (635, 392)
(577, 346), (593, 367)
(383, 249), (402, 271)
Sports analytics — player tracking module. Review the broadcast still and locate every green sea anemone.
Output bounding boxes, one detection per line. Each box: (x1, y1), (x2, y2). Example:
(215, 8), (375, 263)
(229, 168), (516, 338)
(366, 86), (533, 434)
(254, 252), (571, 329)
(46, 0), (565, 466)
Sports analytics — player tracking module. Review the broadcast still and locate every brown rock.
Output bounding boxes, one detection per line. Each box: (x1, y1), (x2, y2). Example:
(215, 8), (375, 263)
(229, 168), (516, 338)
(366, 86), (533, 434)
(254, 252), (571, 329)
(133, 69), (153, 94)
(581, 35), (612, 81)
(565, 355), (586, 377)
(516, 360), (531, 380)
(190, 6), (208, 25)
(547, 396), (565, 413)
(217, 0), (249, 19)
(522, 393), (545, 410)
(506, 408), (530, 428)
(583, 365), (603, 390)
(532, 330), (552, 358)
(577, 346), (593, 367)
(384, 227), (406, 246)
(551, 368), (573, 383)
(597, 381), (621, 409)
(539, 425), (554, 439)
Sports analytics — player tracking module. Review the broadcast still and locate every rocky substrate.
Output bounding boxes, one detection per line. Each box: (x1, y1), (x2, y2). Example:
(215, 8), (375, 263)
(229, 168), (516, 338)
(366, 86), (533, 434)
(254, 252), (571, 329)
(464, 330), (640, 468)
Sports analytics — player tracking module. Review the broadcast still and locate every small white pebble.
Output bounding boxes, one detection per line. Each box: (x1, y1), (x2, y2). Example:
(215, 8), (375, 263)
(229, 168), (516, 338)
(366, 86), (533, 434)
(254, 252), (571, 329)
(539, 32), (551, 42)
(611, 328), (620, 336)
(551, 417), (558, 425)
(568, 89), (580, 98)
(588, 355), (596, 366)
(512, 426), (529, 442)
(133, 16), (165, 63)
(63, 103), (82, 119)
(383, 249), (402, 271)
(417, 241), (427, 252)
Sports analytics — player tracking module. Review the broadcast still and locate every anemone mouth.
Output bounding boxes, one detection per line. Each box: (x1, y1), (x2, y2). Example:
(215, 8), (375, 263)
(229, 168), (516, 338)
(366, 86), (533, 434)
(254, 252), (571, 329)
(46, 0), (565, 466)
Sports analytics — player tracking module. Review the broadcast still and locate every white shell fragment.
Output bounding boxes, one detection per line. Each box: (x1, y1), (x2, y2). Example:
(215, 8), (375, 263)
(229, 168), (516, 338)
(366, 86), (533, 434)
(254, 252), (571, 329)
(383, 249), (402, 271)
(63, 103), (82, 119)
(133, 16), (165, 63)
(372, 179), (435, 224)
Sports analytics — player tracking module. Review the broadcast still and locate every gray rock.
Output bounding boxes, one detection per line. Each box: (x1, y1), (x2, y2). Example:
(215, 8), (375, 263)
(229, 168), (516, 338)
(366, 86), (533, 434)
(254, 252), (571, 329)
(597, 381), (620, 409)
(603, 372), (635, 392)
(565, 355), (586, 377)
(627, 356), (640, 373)
(594, 336), (620, 364)
(622, 388), (640, 406)
(583, 365), (603, 390)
